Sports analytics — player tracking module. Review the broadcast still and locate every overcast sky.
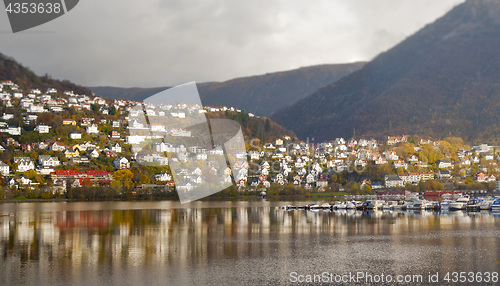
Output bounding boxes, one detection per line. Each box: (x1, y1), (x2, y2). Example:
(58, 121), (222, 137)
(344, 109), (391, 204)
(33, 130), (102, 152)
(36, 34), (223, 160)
(0, 0), (464, 87)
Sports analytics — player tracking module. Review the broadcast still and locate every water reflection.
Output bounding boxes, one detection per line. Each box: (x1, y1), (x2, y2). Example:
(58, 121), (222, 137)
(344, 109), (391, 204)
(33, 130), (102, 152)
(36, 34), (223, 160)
(1, 202), (500, 285)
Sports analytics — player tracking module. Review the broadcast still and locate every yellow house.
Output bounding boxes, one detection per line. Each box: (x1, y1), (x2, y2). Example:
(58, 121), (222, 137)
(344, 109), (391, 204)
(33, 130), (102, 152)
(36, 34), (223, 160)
(72, 144), (86, 152)
(64, 149), (80, 158)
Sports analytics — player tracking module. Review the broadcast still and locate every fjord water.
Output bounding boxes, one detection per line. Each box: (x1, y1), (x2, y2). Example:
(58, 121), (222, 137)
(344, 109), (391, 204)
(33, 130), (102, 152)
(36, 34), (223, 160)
(1, 201), (500, 285)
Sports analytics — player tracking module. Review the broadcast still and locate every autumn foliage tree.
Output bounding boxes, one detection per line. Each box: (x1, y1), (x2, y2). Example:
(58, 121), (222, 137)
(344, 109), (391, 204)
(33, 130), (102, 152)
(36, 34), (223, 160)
(112, 169), (134, 189)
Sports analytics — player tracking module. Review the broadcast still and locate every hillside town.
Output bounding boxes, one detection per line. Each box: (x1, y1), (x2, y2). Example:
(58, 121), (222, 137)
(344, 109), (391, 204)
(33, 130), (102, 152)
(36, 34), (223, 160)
(0, 79), (498, 199)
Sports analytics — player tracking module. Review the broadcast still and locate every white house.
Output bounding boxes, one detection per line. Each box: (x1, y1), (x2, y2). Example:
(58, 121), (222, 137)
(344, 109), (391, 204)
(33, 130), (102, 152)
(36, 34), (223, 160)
(394, 160), (408, 169)
(14, 157), (35, 172)
(38, 155), (60, 167)
(385, 175), (404, 188)
(437, 160), (453, 169)
(29, 104), (46, 113)
(87, 149), (100, 158)
(34, 124), (51, 134)
(36, 166), (55, 176)
(110, 143), (122, 153)
(69, 132), (82, 139)
(438, 170), (451, 179)
(0, 161), (10, 175)
(113, 157), (130, 169)
(154, 172), (172, 182)
(86, 124), (99, 134)
(4, 127), (21, 136)
(49, 142), (66, 152)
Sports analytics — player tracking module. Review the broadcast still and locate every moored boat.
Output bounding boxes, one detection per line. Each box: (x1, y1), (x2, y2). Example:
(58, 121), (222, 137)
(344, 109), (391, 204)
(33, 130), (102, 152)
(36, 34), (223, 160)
(383, 201), (398, 210)
(307, 204), (320, 210)
(431, 201), (441, 211)
(466, 198), (481, 211)
(392, 201), (407, 211)
(479, 198), (494, 210)
(320, 203), (331, 209)
(440, 200), (452, 209)
(345, 201), (358, 209)
(491, 198), (500, 211)
(360, 200), (384, 210)
(449, 196), (470, 211)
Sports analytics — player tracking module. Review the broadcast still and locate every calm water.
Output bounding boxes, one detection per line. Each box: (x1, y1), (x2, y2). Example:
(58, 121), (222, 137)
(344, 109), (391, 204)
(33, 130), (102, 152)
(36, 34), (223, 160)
(1, 200), (500, 285)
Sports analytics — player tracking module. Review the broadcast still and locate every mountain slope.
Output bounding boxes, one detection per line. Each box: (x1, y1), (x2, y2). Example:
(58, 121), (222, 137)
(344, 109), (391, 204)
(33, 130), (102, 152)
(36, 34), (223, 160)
(89, 63), (364, 116)
(0, 52), (295, 143)
(273, 0), (500, 143)
(0, 53), (91, 95)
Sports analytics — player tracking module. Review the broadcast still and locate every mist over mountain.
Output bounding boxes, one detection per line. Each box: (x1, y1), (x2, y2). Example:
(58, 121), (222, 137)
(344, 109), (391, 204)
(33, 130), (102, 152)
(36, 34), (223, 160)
(273, 0), (500, 143)
(89, 63), (364, 117)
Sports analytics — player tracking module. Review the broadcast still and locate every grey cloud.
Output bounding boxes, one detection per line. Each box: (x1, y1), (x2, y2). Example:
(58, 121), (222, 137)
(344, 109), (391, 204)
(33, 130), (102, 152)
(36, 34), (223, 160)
(0, 0), (464, 87)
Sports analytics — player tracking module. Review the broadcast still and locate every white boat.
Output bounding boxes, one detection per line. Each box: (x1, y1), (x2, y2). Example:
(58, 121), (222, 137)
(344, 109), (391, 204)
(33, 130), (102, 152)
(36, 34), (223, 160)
(360, 200), (384, 210)
(441, 193), (453, 200)
(320, 203), (331, 209)
(346, 201), (359, 209)
(479, 198), (494, 210)
(334, 201), (347, 209)
(466, 198), (481, 211)
(440, 200), (452, 209)
(491, 198), (500, 211)
(422, 200), (433, 210)
(383, 201), (398, 210)
(449, 196), (470, 211)
(308, 204), (320, 210)
(392, 201), (407, 211)
(408, 200), (425, 210)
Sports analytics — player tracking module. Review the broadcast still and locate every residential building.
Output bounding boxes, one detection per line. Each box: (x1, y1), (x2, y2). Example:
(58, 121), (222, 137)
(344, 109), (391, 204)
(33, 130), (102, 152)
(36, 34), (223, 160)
(385, 175), (404, 188)
(14, 157), (35, 172)
(69, 132), (82, 139)
(38, 155), (60, 167)
(0, 161), (10, 175)
(86, 124), (99, 134)
(34, 124), (50, 133)
(113, 157), (130, 169)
